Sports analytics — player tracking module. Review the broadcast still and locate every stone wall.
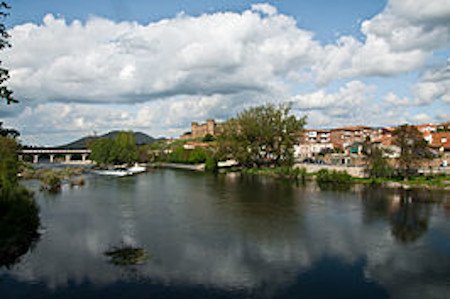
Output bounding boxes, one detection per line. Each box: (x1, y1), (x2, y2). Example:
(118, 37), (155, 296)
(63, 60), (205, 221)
(294, 163), (368, 178)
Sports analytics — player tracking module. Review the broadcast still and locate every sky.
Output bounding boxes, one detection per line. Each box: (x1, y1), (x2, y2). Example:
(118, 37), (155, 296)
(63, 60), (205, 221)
(0, 0), (449, 146)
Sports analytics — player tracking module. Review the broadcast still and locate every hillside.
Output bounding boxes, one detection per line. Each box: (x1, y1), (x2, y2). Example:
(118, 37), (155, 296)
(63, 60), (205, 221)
(58, 131), (161, 149)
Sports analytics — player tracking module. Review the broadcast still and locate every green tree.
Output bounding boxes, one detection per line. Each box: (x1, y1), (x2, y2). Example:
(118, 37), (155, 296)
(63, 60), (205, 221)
(0, 135), (18, 194)
(362, 138), (394, 178)
(393, 124), (430, 179)
(113, 131), (138, 164)
(0, 2), (16, 104)
(89, 132), (138, 165)
(218, 104), (306, 168)
(89, 138), (115, 166)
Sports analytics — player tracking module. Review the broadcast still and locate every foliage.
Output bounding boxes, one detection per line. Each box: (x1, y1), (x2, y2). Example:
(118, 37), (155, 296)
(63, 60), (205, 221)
(167, 146), (209, 164)
(243, 166), (307, 181)
(0, 186), (40, 268)
(316, 169), (352, 190)
(89, 138), (114, 165)
(363, 142), (394, 178)
(393, 124), (431, 179)
(202, 134), (215, 142)
(218, 104), (306, 168)
(40, 173), (61, 193)
(0, 2), (16, 104)
(0, 122), (19, 138)
(20, 165), (85, 180)
(137, 145), (151, 163)
(113, 131), (138, 164)
(89, 131), (138, 165)
(205, 156), (218, 173)
(0, 136), (18, 194)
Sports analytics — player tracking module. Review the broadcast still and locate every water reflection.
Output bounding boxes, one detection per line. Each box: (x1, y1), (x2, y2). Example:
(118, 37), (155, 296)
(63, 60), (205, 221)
(361, 187), (434, 243)
(0, 171), (449, 299)
(0, 189), (40, 269)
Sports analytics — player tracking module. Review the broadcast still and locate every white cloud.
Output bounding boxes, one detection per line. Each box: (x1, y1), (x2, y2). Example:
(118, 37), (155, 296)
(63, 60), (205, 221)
(384, 92), (411, 106)
(2, 1), (450, 143)
(290, 81), (386, 128)
(251, 3), (278, 16)
(413, 62), (450, 105)
(4, 7), (320, 105)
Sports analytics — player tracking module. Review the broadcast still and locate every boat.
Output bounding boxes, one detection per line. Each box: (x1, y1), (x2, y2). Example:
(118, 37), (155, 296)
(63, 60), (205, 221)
(128, 163), (146, 174)
(94, 167), (133, 177)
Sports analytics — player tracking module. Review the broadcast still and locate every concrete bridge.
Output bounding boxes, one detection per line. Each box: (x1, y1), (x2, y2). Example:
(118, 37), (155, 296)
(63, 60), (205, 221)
(18, 148), (92, 164)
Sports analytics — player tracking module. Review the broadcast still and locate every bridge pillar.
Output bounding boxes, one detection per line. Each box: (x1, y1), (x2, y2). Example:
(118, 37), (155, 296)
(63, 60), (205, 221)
(18, 154), (23, 161)
(50, 154), (55, 163)
(81, 154), (88, 162)
(65, 154), (72, 163)
(33, 154), (39, 164)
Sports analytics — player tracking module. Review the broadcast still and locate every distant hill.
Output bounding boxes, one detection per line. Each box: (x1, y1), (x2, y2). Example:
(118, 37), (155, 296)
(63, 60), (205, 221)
(58, 131), (162, 149)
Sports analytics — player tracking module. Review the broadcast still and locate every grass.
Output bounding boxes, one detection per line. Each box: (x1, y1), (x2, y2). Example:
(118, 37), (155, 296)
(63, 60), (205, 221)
(242, 166), (309, 181)
(352, 174), (450, 189)
(241, 165), (450, 190)
(19, 164), (86, 192)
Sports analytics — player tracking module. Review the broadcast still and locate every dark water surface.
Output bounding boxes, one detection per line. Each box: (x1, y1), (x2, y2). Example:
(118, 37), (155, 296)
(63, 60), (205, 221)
(1, 170), (450, 298)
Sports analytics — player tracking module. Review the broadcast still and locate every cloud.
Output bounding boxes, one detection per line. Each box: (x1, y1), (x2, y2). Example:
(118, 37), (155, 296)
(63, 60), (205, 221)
(290, 81), (380, 127)
(4, 7), (320, 105)
(413, 62), (450, 105)
(2, 1), (450, 144)
(384, 92), (411, 106)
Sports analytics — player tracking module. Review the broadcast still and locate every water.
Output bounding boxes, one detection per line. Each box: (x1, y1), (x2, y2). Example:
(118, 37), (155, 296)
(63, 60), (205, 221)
(1, 170), (450, 298)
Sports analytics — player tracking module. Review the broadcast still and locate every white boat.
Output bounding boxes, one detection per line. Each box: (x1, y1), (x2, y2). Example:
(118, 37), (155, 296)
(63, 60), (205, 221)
(128, 163), (146, 174)
(95, 168), (133, 177)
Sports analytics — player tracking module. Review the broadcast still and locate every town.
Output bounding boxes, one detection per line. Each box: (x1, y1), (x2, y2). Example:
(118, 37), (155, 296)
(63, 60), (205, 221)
(175, 118), (449, 172)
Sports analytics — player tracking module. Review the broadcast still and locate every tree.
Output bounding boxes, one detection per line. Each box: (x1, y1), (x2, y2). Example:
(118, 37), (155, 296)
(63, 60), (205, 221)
(89, 138), (115, 166)
(362, 137), (394, 178)
(0, 121), (19, 138)
(0, 135), (18, 193)
(89, 132), (138, 166)
(0, 2), (16, 104)
(113, 131), (138, 164)
(218, 104), (306, 168)
(393, 124), (431, 179)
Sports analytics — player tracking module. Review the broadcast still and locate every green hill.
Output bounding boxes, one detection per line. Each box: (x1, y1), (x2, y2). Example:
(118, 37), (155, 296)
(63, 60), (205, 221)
(58, 131), (161, 149)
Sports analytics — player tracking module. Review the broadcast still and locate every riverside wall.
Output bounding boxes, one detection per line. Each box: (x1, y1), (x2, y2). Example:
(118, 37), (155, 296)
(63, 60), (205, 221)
(294, 163), (368, 178)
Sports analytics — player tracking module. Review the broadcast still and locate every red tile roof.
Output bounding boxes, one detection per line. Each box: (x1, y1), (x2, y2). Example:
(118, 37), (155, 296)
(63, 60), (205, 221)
(430, 132), (450, 149)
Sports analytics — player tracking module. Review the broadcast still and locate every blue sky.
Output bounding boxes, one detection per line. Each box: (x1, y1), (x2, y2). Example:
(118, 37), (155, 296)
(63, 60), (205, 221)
(2, 0), (449, 145)
(7, 0), (387, 43)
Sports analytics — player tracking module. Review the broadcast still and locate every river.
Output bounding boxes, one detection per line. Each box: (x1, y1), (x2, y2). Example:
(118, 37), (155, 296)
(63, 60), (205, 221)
(1, 169), (450, 298)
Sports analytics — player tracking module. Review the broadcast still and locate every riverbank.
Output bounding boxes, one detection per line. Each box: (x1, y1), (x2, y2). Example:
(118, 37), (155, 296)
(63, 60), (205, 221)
(237, 166), (450, 191)
(150, 162), (205, 171)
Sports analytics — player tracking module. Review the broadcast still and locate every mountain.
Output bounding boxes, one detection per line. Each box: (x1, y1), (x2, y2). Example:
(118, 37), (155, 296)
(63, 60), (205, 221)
(58, 131), (161, 149)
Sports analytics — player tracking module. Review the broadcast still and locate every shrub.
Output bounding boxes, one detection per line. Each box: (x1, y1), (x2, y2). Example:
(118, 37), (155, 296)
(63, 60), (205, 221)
(40, 173), (61, 193)
(316, 169), (352, 190)
(205, 156), (218, 173)
(202, 134), (215, 142)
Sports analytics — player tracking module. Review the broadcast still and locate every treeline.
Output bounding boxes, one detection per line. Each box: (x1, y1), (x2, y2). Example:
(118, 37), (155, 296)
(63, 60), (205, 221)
(89, 131), (138, 166)
(0, 125), (40, 268)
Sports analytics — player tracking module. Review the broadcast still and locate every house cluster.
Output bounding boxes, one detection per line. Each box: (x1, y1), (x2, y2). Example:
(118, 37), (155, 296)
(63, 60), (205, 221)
(296, 122), (450, 166)
(178, 118), (450, 167)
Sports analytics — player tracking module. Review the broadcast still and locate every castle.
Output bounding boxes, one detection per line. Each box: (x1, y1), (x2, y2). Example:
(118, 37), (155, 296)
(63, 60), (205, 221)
(180, 119), (223, 139)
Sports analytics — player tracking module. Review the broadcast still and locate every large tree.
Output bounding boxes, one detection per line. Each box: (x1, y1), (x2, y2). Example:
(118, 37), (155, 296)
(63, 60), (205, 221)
(218, 104), (306, 168)
(89, 132), (138, 166)
(0, 2), (16, 104)
(393, 124), (430, 179)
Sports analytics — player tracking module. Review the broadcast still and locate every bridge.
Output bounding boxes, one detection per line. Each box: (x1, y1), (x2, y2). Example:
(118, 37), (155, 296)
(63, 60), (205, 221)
(18, 148), (92, 164)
